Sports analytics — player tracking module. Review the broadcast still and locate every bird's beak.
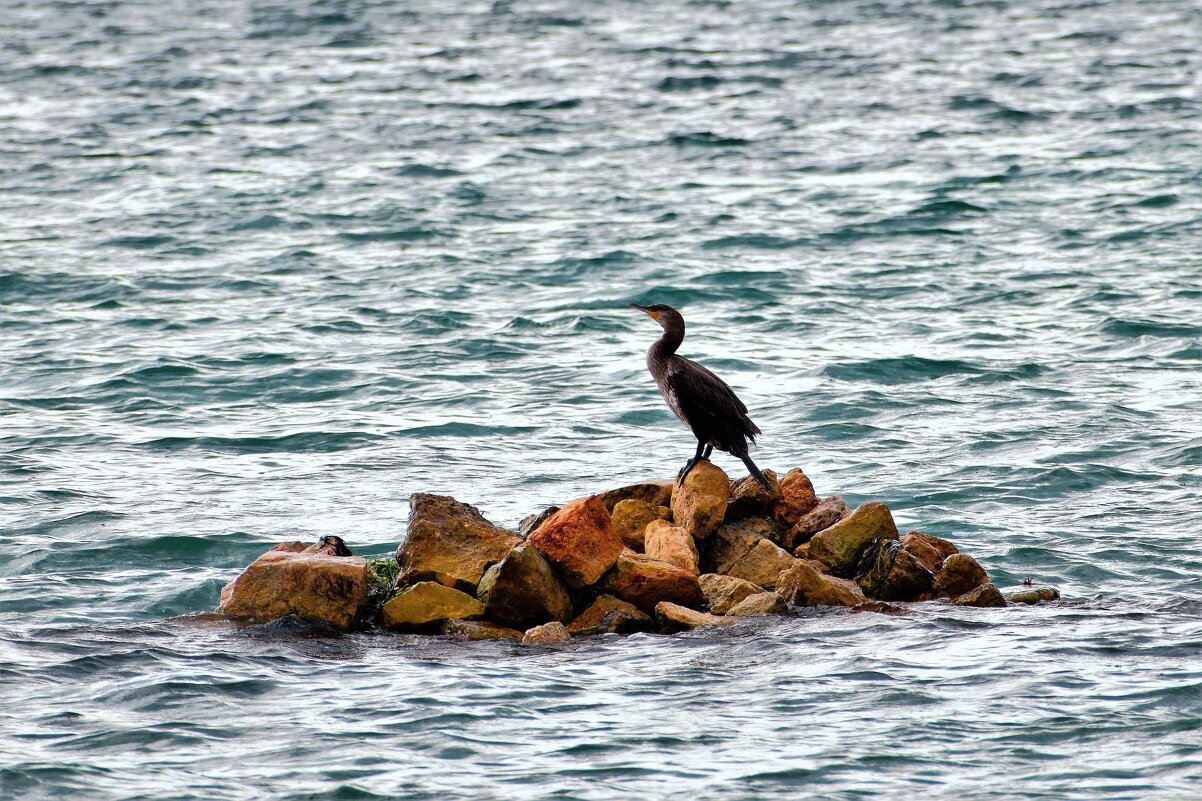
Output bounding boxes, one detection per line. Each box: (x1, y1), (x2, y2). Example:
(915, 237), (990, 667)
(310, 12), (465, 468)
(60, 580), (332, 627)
(628, 302), (659, 320)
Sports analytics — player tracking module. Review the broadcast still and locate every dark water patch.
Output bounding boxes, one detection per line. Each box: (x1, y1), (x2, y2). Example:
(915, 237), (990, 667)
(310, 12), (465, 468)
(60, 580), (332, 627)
(824, 357), (983, 384)
(701, 233), (809, 250)
(668, 131), (750, 147)
(1102, 318), (1201, 338)
(141, 432), (386, 453)
(396, 164), (464, 178)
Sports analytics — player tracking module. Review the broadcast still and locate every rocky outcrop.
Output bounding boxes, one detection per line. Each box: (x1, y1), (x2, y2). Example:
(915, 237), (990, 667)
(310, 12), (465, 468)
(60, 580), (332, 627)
(952, 583), (1006, 608)
(379, 581), (484, 631)
(566, 595), (653, 635)
(527, 496), (624, 589)
(654, 602), (734, 631)
(398, 494), (519, 593)
(218, 549), (369, 629)
(442, 619), (525, 641)
(644, 520), (700, 574)
(725, 470), (781, 523)
(773, 468), (820, 528)
(596, 480), (674, 512)
(901, 531), (958, 573)
(611, 499), (671, 551)
(932, 553), (989, 599)
(776, 560), (868, 607)
(726, 592), (790, 616)
(807, 502), (899, 577)
(783, 495), (848, 551)
(671, 460), (729, 538)
(600, 551), (705, 613)
(855, 538), (935, 601)
(704, 517), (774, 575)
(476, 542), (573, 630)
(1007, 587), (1060, 604)
(698, 573), (762, 615)
(725, 539), (797, 589)
(523, 621), (572, 643)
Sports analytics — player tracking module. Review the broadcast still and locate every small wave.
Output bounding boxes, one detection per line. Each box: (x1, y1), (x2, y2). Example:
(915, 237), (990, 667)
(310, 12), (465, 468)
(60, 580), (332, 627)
(395, 164), (463, 178)
(141, 432), (385, 453)
(1102, 318), (1202, 338)
(824, 357), (983, 384)
(667, 131), (749, 147)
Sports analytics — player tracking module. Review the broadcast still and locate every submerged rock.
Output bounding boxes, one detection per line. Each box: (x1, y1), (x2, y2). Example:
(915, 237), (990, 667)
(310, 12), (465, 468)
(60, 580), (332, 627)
(566, 595), (653, 635)
(527, 496), (624, 589)
(671, 459), (729, 538)
(776, 560), (867, 608)
(600, 550), (705, 613)
(855, 538), (935, 601)
(725, 539), (797, 589)
(442, 619), (524, 642)
(704, 517), (774, 575)
(901, 531), (958, 573)
(726, 592), (790, 617)
(596, 480), (674, 512)
(398, 494), (520, 593)
(1007, 587), (1061, 605)
(476, 542), (573, 630)
(379, 582), (484, 631)
(783, 495), (848, 551)
(698, 573), (762, 615)
(611, 499), (671, 551)
(932, 553), (990, 599)
(644, 520), (700, 574)
(218, 550), (369, 629)
(952, 583), (1007, 608)
(773, 468), (820, 529)
(725, 470), (782, 523)
(523, 621), (572, 643)
(654, 601), (734, 631)
(807, 502), (899, 577)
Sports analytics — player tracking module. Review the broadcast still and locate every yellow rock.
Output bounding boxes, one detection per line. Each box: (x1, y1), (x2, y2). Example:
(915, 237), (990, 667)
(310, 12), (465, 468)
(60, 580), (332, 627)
(610, 499), (671, 550)
(643, 520), (699, 574)
(379, 581), (483, 631)
(670, 459), (729, 539)
(218, 550), (368, 629)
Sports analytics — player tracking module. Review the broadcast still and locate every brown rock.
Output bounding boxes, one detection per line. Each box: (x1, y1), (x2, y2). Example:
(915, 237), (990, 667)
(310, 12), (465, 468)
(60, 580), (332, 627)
(610, 499), (671, 551)
(269, 541), (308, 553)
(671, 459), (729, 538)
(379, 582), (484, 631)
(522, 621), (572, 643)
(596, 480), (674, 512)
(725, 470), (781, 523)
(726, 539), (798, 589)
(776, 560), (868, 607)
(1007, 587), (1060, 605)
(782, 495), (849, 550)
(854, 539), (935, 601)
(644, 520), (700, 574)
(475, 542), (573, 629)
(304, 535), (352, 556)
(933, 553), (990, 599)
(773, 468), (820, 528)
(218, 550), (369, 629)
(953, 583), (1007, 608)
(807, 502), (899, 577)
(654, 601), (734, 631)
(518, 506), (559, 538)
(792, 542), (810, 560)
(703, 517), (775, 575)
(397, 494), (520, 593)
(566, 595), (653, 635)
(698, 574), (762, 614)
(527, 496), (624, 589)
(901, 531), (959, 573)
(441, 619), (524, 642)
(599, 551), (705, 613)
(726, 592), (790, 617)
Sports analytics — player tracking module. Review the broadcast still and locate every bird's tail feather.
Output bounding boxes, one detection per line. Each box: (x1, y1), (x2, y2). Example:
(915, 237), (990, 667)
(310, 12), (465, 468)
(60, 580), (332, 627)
(738, 452), (772, 492)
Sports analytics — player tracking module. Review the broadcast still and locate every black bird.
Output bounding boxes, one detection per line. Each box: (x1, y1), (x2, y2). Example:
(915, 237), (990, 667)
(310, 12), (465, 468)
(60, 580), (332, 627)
(629, 302), (772, 491)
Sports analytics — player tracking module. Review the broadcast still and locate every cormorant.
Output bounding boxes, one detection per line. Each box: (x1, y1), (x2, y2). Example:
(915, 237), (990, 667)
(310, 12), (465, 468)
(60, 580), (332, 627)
(629, 302), (771, 491)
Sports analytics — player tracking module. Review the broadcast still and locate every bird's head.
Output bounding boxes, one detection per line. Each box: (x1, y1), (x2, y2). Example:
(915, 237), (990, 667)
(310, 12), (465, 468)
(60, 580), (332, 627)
(628, 302), (685, 333)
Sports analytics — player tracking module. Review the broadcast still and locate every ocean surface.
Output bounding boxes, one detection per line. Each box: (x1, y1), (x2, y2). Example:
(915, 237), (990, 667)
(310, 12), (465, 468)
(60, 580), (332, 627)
(3, 0), (1202, 798)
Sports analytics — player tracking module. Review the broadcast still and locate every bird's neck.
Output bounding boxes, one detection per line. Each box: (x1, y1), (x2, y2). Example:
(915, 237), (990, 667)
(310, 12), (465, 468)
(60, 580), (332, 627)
(649, 326), (684, 362)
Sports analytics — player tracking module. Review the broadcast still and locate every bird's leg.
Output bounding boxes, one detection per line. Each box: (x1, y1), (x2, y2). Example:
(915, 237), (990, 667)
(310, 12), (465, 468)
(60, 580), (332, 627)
(677, 441), (707, 486)
(702, 445), (713, 459)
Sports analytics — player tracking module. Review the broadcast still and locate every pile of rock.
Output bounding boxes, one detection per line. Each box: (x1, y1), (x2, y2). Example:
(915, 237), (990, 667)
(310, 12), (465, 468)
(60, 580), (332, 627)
(216, 462), (1058, 641)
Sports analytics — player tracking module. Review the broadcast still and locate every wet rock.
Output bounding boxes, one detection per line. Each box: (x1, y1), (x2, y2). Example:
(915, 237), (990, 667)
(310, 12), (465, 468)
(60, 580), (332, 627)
(644, 520), (700, 574)
(600, 551), (705, 613)
(725, 470), (781, 523)
(1007, 587), (1061, 605)
(698, 573), (762, 615)
(807, 501), (899, 577)
(596, 480), (674, 512)
(932, 553), (990, 599)
(726, 539), (798, 589)
(527, 496), (624, 589)
(218, 550), (369, 629)
(855, 538), (935, 601)
(610, 499), (671, 551)
(671, 459), (729, 538)
(518, 506), (559, 538)
(441, 619), (524, 642)
(726, 592), (790, 617)
(782, 495), (848, 550)
(703, 517), (775, 575)
(901, 531), (958, 573)
(270, 541), (308, 553)
(773, 468), (820, 528)
(566, 595), (653, 635)
(522, 621), (571, 643)
(776, 560), (868, 607)
(654, 601), (734, 631)
(379, 581), (484, 631)
(398, 494), (520, 593)
(305, 535), (352, 556)
(475, 542), (573, 630)
(952, 583), (1007, 608)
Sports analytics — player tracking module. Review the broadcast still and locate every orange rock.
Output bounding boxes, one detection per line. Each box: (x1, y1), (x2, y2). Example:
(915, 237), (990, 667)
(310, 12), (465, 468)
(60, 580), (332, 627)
(901, 531), (958, 573)
(726, 591), (790, 616)
(218, 550), (368, 629)
(527, 496), (624, 589)
(566, 595), (653, 635)
(671, 460), (729, 538)
(644, 520), (700, 574)
(522, 621), (572, 643)
(782, 495), (848, 550)
(269, 541), (308, 553)
(600, 551), (705, 613)
(773, 468), (820, 528)
(776, 560), (867, 607)
(610, 499), (671, 551)
(397, 494), (520, 592)
(654, 601), (734, 631)
(704, 517), (775, 575)
(698, 573), (762, 614)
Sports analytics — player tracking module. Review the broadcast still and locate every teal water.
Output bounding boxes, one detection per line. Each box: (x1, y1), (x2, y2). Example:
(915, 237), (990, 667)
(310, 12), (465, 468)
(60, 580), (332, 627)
(3, 0), (1202, 798)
